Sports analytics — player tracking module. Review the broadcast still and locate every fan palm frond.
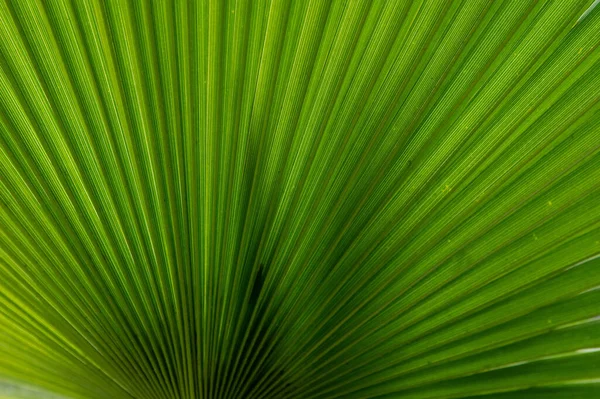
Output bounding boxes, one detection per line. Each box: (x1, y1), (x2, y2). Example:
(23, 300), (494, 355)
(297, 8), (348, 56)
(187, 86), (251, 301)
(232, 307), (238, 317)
(1, 1), (600, 398)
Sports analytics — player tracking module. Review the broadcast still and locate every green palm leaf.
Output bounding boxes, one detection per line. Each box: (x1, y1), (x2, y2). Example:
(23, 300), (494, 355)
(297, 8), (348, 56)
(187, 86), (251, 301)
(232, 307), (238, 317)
(1, 0), (600, 398)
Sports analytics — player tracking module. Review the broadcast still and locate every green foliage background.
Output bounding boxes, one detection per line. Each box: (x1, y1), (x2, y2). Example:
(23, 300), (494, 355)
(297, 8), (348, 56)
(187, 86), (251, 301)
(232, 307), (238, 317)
(1, 0), (600, 398)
